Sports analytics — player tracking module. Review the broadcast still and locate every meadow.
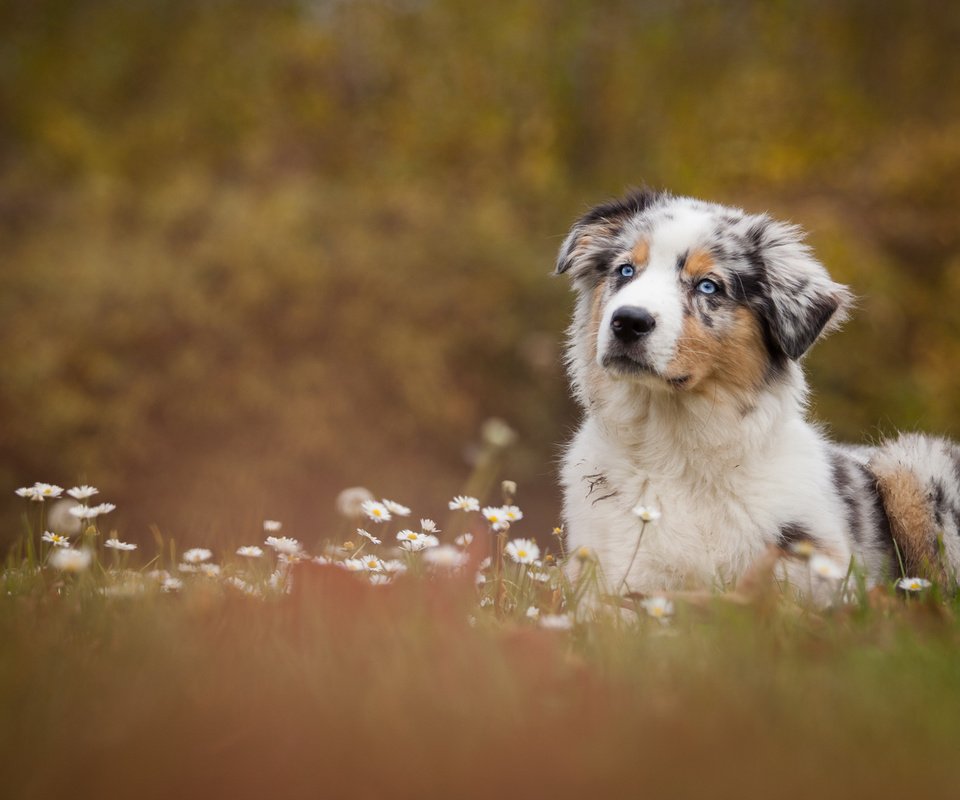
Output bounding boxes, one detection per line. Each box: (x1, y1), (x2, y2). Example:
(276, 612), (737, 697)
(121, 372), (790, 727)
(4, 2), (960, 798)
(6, 478), (960, 800)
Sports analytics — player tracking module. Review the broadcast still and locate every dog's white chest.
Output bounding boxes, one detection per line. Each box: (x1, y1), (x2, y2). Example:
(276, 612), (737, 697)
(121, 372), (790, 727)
(559, 415), (828, 593)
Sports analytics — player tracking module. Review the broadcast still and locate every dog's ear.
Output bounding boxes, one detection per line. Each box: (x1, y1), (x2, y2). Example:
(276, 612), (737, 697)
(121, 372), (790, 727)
(556, 188), (663, 281)
(746, 217), (854, 360)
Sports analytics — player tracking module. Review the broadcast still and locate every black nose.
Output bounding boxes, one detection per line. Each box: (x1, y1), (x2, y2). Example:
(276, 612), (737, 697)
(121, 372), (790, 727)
(611, 306), (656, 342)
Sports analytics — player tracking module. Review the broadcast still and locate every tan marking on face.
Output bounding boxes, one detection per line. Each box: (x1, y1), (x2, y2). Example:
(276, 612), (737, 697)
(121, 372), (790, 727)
(631, 238), (650, 268)
(713, 307), (769, 392)
(664, 312), (721, 390)
(682, 249), (716, 280)
(665, 306), (768, 397)
(873, 467), (945, 582)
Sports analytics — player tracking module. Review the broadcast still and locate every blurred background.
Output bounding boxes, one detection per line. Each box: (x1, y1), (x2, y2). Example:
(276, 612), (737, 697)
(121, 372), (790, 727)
(1, 0), (958, 549)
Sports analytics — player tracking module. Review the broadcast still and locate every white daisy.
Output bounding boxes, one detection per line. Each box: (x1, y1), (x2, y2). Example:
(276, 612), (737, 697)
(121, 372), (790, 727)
(264, 536), (302, 556)
(382, 559), (407, 574)
(502, 505), (523, 523)
(263, 520), (282, 532)
(361, 500), (392, 523)
(505, 538), (540, 565)
(182, 547), (213, 564)
(398, 531), (439, 552)
(161, 577), (183, 592)
(50, 547), (92, 573)
(539, 614), (573, 631)
(632, 505), (662, 523)
(178, 563), (200, 573)
(898, 577), (933, 592)
(382, 499), (411, 517)
(68, 502), (115, 520)
(397, 531), (440, 553)
(335, 486), (376, 518)
(475, 572), (487, 586)
(200, 564), (221, 578)
(15, 486), (41, 501)
(68, 505), (100, 519)
(482, 506), (506, 529)
(356, 529), (382, 545)
(455, 533), (474, 547)
(42, 531), (71, 548)
(369, 574), (392, 586)
(236, 546), (264, 558)
(478, 556), (492, 571)
(448, 495), (480, 512)
(479, 597), (494, 608)
(35, 483), (64, 500)
(359, 554), (385, 572)
(105, 538), (137, 551)
(420, 518), (439, 533)
(810, 554), (845, 580)
(526, 606), (540, 620)
(481, 418), (517, 448)
(641, 596), (674, 619)
(423, 545), (469, 569)
(67, 485), (99, 500)
(340, 558), (367, 572)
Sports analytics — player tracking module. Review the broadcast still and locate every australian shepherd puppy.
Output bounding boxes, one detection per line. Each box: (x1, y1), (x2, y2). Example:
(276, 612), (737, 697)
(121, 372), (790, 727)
(556, 189), (960, 597)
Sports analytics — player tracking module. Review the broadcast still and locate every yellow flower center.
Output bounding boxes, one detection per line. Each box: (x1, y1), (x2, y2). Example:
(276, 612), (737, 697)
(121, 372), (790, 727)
(517, 550), (527, 559)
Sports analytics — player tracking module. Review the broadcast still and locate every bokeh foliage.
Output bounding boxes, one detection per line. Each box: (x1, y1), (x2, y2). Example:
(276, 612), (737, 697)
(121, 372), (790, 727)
(1, 0), (958, 544)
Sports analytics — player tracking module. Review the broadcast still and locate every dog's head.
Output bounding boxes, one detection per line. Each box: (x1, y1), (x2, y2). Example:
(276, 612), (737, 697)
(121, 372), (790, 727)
(557, 189), (852, 400)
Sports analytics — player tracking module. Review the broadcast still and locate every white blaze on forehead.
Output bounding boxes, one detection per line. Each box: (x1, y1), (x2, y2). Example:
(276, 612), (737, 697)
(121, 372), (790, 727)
(597, 203), (720, 373)
(640, 203), (719, 265)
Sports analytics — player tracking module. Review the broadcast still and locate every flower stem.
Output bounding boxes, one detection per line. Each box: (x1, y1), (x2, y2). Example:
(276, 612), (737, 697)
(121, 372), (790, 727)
(618, 520), (648, 595)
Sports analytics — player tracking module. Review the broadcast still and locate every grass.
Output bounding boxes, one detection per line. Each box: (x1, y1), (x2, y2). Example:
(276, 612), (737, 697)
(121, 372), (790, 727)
(5, 485), (960, 800)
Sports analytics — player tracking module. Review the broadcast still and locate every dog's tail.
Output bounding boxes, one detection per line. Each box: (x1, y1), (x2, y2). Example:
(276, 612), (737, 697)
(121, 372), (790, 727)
(868, 433), (960, 584)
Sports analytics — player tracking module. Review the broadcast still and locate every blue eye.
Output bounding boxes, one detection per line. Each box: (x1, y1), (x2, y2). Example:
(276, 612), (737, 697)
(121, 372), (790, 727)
(696, 279), (718, 295)
(618, 264), (635, 279)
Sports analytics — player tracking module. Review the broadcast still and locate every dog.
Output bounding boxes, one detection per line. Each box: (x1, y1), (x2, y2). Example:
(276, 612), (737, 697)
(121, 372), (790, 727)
(556, 188), (960, 597)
